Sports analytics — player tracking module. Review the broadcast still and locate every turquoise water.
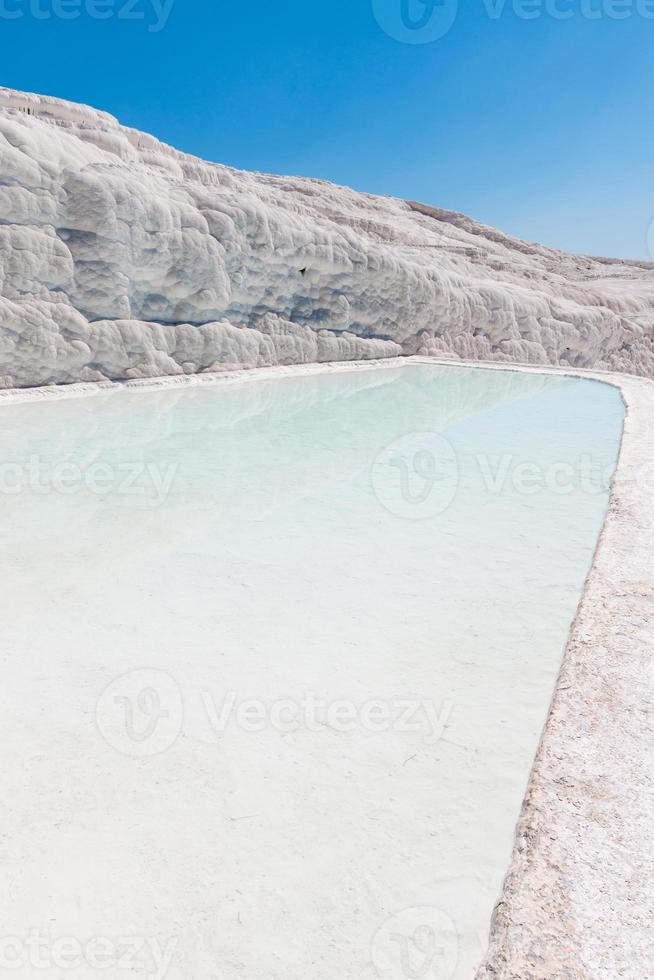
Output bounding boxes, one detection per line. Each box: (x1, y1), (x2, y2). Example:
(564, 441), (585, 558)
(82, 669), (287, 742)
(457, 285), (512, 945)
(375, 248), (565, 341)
(0, 364), (624, 979)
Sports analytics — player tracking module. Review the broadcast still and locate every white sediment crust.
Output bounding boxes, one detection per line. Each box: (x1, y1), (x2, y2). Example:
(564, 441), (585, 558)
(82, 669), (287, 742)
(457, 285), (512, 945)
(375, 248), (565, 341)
(1, 87), (654, 387)
(1, 355), (651, 977)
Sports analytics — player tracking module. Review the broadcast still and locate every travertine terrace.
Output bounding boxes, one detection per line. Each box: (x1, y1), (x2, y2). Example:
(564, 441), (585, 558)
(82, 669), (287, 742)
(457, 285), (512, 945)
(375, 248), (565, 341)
(1, 87), (654, 388)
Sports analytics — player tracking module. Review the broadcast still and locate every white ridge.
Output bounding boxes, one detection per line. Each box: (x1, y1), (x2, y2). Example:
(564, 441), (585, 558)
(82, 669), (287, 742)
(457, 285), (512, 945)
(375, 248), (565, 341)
(1, 86), (653, 387)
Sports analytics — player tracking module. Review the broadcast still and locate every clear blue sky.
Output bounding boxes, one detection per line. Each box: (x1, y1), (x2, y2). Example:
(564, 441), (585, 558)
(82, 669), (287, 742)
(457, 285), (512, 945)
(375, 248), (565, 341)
(2, 0), (654, 258)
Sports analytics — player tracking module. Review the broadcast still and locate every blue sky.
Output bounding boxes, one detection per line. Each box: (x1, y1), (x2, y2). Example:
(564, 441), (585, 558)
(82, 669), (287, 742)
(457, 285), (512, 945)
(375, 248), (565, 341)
(2, 0), (654, 258)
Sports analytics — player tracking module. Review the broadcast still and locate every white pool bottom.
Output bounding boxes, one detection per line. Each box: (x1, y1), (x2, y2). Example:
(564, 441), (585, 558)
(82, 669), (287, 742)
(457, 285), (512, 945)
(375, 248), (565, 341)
(0, 362), (625, 979)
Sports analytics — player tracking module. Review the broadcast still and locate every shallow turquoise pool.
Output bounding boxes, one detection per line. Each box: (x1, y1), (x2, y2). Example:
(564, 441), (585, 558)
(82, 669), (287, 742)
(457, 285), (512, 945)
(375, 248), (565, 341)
(0, 363), (624, 979)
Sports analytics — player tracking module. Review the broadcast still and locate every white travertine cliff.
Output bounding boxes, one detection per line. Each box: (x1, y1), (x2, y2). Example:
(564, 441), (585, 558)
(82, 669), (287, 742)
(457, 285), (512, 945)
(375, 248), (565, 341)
(1, 86), (653, 387)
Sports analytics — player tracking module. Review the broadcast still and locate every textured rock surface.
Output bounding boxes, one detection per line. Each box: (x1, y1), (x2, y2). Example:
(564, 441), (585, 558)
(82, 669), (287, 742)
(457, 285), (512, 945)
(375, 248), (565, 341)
(1, 86), (654, 388)
(453, 359), (654, 980)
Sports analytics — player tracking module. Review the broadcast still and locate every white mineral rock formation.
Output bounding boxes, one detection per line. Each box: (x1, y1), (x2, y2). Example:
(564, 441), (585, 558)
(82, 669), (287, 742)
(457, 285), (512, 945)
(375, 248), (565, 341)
(1, 86), (653, 387)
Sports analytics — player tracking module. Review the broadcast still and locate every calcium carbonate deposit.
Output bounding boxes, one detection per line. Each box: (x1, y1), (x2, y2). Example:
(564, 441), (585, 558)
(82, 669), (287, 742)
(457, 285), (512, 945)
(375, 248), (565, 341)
(1, 86), (653, 388)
